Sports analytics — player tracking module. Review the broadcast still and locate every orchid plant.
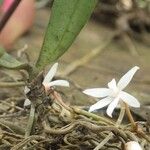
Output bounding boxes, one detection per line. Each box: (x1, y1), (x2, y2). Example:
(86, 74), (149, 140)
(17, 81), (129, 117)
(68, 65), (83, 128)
(0, 1), (146, 148)
(83, 66), (140, 119)
(7, 0), (98, 138)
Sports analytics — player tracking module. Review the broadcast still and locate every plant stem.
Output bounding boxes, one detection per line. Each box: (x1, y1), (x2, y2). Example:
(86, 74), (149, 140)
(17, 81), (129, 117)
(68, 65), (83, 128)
(28, 66), (39, 81)
(124, 103), (136, 130)
(73, 106), (115, 125)
(116, 104), (126, 127)
(0, 0), (22, 32)
(94, 104), (126, 150)
(0, 81), (25, 87)
(53, 91), (72, 112)
(25, 104), (35, 137)
(124, 104), (150, 142)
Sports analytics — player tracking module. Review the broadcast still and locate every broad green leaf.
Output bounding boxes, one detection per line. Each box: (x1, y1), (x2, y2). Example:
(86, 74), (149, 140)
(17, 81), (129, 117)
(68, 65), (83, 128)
(0, 47), (29, 70)
(36, 0), (98, 70)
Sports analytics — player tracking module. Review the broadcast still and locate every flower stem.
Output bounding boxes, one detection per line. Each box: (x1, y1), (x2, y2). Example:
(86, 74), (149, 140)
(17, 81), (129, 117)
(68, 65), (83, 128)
(93, 104), (126, 150)
(53, 91), (72, 112)
(124, 104), (150, 142)
(124, 103), (136, 130)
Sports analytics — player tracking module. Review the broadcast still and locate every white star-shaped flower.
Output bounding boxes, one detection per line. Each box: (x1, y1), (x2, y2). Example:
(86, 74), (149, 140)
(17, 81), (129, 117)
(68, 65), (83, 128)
(83, 66), (140, 117)
(23, 63), (69, 107)
(42, 63), (69, 91)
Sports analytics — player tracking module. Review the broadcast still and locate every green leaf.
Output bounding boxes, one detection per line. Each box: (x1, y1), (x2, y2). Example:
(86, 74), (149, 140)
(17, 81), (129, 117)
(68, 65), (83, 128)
(0, 47), (30, 70)
(36, 0), (97, 70)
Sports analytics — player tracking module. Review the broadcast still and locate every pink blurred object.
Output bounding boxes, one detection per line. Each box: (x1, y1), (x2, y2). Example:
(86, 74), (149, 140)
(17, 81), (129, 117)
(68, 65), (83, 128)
(0, 0), (35, 50)
(1, 0), (14, 13)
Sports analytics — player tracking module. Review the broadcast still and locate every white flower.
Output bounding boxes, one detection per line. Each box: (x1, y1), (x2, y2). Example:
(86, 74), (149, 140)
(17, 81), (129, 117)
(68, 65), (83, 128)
(42, 63), (69, 91)
(24, 86), (31, 107)
(125, 141), (142, 150)
(83, 66), (140, 117)
(24, 98), (31, 107)
(24, 86), (30, 94)
(23, 63), (69, 107)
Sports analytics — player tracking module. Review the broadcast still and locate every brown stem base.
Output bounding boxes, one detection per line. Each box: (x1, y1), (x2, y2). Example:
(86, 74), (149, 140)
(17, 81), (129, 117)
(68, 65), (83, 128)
(124, 103), (137, 130)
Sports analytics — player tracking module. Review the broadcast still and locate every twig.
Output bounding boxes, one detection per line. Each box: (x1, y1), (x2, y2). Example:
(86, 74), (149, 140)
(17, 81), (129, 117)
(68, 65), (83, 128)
(10, 135), (45, 150)
(0, 81), (25, 88)
(2, 131), (24, 139)
(0, 0), (22, 32)
(94, 103), (126, 150)
(0, 119), (25, 135)
(137, 130), (150, 143)
(94, 134), (114, 150)
(0, 120), (15, 134)
(123, 34), (139, 56)
(43, 120), (127, 140)
(0, 101), (24, 111)
(27, 139), (50, 150)
(125, 131), (138, 141)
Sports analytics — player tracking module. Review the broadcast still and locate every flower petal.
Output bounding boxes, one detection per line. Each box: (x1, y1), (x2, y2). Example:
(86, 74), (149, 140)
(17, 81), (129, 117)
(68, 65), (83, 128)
(83, 88), (112, 98)
(24, 86), (30, 94)
(106, 96), (120, 117)
(47, 80), (69, 87)
(89, 97), (112, 112)
(117, 66), (139, 90)
(43, 63), (58, 84)
(24, 99), (31, 107)
(120, 91), (140, 107)
(108, 78), (117, 91)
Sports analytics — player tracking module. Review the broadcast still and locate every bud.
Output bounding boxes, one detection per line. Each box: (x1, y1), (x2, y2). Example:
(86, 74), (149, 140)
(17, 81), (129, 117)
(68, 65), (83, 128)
(124, 141), (142, 150)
